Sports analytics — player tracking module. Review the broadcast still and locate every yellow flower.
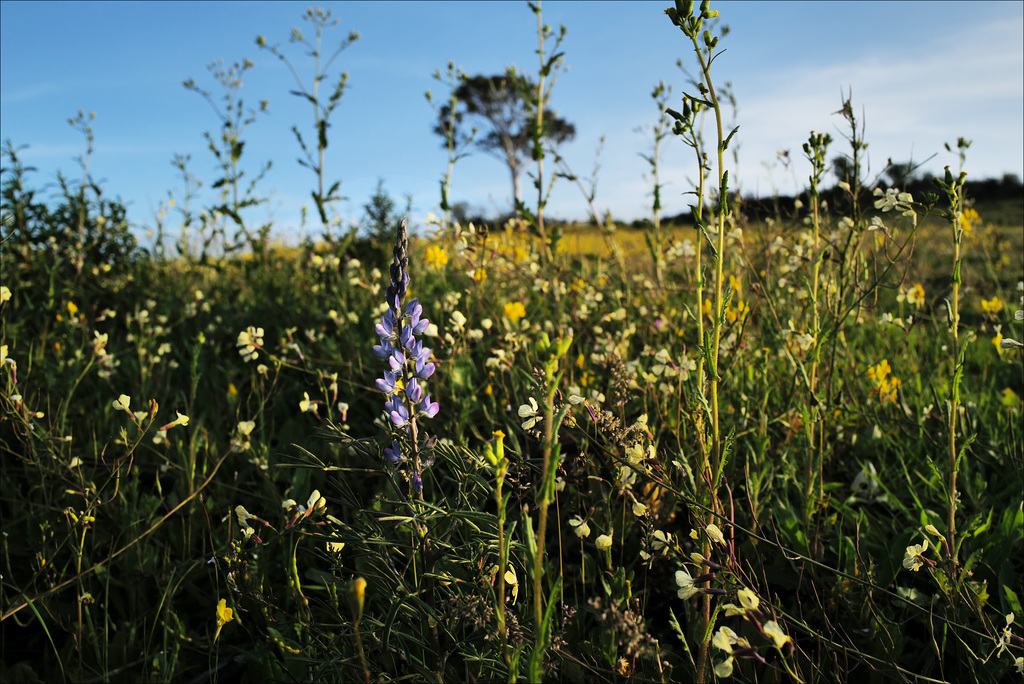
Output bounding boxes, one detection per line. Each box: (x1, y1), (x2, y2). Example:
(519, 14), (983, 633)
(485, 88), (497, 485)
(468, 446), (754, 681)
(216, 598), (234, 626)
(213, 598), (234, 642)
(961, 207), (979, 237)
(504, 564), (519, 605)
(474, 267), (487, 283)
(351, 577), (367, 620)
(867, 360), (901, 404)
(706, 523), (725, 544)
(425, 245), (449, 268)
(905, 283), (925, 308)
(67, 301), (78, 316)
(504, 301), (526, 323)
(866, 360), (891, 383)
(0, 286), (10, 303)
(702, 298), (713, 319)
(595, 534), (613, 550)
(981, 296), (1003, 314)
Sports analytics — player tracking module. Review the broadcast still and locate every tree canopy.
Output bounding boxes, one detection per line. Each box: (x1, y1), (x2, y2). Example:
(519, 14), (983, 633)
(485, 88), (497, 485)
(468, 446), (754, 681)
(432, 71), (575, 212)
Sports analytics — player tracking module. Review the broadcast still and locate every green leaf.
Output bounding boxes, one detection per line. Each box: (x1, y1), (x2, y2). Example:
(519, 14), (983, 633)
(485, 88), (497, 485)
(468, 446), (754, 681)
(1004, 585), (1022, 615)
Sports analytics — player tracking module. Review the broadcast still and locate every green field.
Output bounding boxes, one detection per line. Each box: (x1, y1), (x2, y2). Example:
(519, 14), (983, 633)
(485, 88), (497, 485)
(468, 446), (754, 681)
(2, 3), (1023, 683)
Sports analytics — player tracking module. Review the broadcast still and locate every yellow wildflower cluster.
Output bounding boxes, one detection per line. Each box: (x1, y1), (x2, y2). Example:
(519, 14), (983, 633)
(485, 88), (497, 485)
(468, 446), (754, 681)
(425, 245), (448, 269)
(960, 207), (979, 237)
(981, 296), (1003, 315)
(503, 301), (526, 324)
(867, 359), (901, 404)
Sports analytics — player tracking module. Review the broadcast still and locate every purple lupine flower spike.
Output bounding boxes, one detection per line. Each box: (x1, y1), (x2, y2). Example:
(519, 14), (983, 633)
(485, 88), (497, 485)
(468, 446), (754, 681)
(373, 218), (439, 493)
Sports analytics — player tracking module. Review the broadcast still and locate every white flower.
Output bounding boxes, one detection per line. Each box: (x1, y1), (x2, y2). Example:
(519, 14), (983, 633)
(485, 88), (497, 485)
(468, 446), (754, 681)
(903, 539), (929, 571)
(518, 397), (541, 430)
(851, 462), (879, 498)
(723, 588), (760, 616)
(595, 534), (613, 550)
(714, 657), (734, 678)
(712, 626), (747, 653)
(236, 326), (264, 362)
(706, 523), (725, 544)
(652, 530), (672, 553)
(569, 516), (591, 538)
(763, 620), (792, 649)
(675, 568), (699, 599)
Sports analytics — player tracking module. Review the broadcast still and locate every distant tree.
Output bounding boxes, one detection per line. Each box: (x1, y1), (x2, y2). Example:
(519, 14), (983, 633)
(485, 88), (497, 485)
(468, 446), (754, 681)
(361, 177), (412, 261)
(432, 71), (575, 213)
(831, 155), (853, 185)
(883, 160), (917, 189)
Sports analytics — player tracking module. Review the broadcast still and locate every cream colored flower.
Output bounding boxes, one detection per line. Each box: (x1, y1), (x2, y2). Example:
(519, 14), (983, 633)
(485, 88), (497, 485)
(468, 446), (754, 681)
(763, 620), (792, 649)
(706, 523), (725, 544)
(518, 397), (541, 430)
(569, 516), (591, 539)
(675, 568), (698, 599)
(903, 539), (929, 572)
(712, 626), (748, 653)
(159, 411), (190, 431)
(112, 394), (132, 413)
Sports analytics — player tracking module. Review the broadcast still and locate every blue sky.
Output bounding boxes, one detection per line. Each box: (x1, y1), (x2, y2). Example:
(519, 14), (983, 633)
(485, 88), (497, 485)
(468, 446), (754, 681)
(2, 1), (1021, 243)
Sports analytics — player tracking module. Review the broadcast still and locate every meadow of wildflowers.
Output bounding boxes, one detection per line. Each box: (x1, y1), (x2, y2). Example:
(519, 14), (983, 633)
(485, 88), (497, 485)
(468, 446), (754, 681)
(1, 3), (1023, 683)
